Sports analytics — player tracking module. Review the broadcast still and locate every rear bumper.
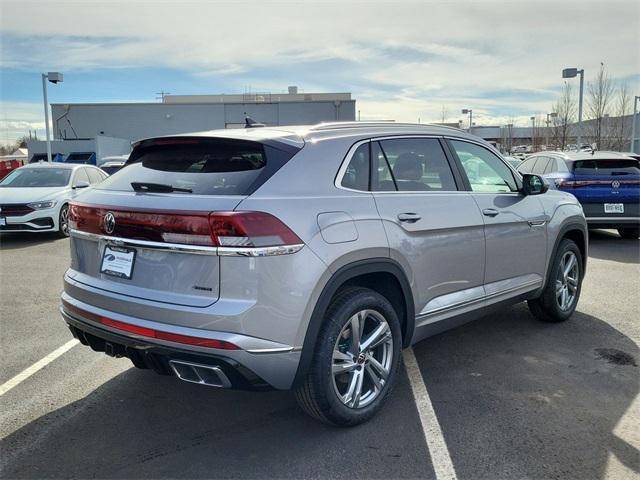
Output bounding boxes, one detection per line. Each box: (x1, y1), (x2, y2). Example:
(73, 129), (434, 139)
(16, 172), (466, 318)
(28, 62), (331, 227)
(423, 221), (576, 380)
(60, 294), (302, 390)
(585, 217), (640, 228)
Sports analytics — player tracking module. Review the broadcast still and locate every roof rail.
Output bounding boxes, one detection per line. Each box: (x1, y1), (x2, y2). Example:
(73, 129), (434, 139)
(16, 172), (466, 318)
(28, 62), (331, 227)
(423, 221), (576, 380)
(308, 121), (464, 133)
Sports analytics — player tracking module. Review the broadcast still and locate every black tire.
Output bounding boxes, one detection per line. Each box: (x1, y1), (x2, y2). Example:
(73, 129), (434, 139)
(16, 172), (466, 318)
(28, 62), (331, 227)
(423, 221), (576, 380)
(528, 238), (583, 322)
(58, 204), (70, 237)
(294, 287), (402, 426)
(618, 227), (640, 240)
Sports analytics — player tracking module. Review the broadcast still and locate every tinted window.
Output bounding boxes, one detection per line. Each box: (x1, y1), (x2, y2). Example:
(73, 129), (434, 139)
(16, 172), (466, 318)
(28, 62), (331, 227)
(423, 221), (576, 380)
(532, 157), (550, 175)
(0, 168), (71, 187)
(371, 142), (396, 191)
(73, 168), (90, 186)
(543, 158), (557, 174)
(450, 140), (517, 192)
(98, 138), (296, 195)
(376, 138), (457, 191)
(341, 143), (370, 191)
(572, 159), (640, 176)
(517, 157), (537, 173)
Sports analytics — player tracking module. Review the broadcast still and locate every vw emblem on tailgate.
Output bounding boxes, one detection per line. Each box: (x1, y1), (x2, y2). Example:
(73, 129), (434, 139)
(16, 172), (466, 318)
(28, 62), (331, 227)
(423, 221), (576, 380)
(611, 180), (620, 189)
(103, 212), (116, 234)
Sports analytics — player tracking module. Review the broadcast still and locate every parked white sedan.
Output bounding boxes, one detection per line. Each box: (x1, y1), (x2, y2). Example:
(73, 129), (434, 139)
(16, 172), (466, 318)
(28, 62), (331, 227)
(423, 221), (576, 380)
(0, 163), (107, 236)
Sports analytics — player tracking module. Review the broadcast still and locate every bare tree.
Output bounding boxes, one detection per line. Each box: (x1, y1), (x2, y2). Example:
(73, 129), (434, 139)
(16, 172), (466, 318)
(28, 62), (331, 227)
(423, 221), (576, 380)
(586, 62), (614, 149)
(551, 83), (576, 151)
(440, 105), (448, 124)
(612, 82), (631, 151)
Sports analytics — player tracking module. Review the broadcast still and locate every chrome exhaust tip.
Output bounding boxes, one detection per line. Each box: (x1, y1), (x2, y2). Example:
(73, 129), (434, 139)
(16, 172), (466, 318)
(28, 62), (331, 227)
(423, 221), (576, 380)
(168, 360), (232, 388)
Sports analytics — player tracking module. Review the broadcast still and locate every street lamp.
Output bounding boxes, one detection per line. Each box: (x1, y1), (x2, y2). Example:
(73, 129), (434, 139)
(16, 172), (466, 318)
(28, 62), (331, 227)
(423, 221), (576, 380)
(531, 116), (536, 151)
(41, 72), (64, 162)
(546, 112), (557, 149)
(631, 96), (640, 153)
(461, 109), (473, 130)
(562, 67), (584, 148)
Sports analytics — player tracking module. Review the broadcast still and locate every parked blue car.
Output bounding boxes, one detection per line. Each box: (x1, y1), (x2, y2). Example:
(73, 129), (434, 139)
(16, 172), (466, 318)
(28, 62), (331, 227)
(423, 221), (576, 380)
(517, 151), (640, 239)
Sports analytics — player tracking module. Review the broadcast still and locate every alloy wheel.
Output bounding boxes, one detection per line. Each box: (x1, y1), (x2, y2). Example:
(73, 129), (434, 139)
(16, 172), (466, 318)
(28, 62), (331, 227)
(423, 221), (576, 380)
(331, 309), (393, 409)
(555, 251), (579, 311)
(60, 206), (69, 235)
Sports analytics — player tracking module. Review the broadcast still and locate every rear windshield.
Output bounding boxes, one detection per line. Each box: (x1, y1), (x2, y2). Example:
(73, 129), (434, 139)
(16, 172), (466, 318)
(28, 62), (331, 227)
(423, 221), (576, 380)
(97, 138), (298, 195)
(573, 159), (640, 176)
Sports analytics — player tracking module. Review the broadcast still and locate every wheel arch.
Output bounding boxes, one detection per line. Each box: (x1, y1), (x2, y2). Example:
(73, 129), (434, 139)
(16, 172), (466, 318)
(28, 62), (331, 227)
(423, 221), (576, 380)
(292, 258), (414, 387)
(546, 222), (588, 287)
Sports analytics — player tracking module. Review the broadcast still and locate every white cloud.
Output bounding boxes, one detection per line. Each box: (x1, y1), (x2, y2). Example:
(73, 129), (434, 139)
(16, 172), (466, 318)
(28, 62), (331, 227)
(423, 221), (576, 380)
(1, 0), (639, 140)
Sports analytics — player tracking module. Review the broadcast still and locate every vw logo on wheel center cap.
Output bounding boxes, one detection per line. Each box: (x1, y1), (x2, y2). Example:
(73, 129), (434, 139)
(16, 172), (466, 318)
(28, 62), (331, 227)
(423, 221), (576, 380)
(103, 212), (116, 234)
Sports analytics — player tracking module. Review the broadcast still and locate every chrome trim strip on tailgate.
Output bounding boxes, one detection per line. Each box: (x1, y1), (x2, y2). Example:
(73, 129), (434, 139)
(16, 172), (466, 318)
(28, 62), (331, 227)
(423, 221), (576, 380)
(70, 229), (304, 257)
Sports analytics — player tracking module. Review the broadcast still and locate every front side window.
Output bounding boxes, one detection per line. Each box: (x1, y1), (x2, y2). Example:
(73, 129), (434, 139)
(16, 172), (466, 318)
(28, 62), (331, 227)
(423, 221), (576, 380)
(375, 138), (457, 192)
(86, 168), (104, 184)
(517, 157), (537, 174)
(73, 168), (90, 186)
(450, 140), (518, 193)
(532, 157), (550, 175)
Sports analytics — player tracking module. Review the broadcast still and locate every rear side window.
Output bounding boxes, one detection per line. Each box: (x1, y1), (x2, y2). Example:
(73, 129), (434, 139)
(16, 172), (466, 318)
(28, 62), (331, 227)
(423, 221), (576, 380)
(341, 143), (370, 191)
(572, 159), (640, 176)
(375, 138), (457, 191)
(98, 138), (297, 195)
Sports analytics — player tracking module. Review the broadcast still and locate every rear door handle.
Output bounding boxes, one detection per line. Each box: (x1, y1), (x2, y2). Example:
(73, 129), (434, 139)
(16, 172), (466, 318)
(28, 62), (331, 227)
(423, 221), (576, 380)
(397, 213), (422, 223)
(482, 208), (499, 217)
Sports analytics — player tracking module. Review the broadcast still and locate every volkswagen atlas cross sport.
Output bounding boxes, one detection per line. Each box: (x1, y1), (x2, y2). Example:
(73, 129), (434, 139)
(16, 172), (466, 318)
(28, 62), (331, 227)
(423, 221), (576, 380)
(61, 123), (588, 426)
(518, 151), (640, 239)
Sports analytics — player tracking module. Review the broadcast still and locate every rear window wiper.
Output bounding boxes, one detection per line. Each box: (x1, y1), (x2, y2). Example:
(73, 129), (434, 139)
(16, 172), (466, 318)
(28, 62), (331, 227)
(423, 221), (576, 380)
(131, 182), (193, 193)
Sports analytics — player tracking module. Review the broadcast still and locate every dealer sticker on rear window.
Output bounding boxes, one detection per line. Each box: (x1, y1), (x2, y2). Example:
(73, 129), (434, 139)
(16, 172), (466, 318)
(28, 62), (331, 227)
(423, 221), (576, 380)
(100, 246), (136, 279)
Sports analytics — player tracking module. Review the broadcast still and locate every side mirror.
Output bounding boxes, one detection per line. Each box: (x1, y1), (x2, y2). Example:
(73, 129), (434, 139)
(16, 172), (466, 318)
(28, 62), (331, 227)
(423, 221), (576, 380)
(522, 174), (549, 195)
(73, 180), (90, 189)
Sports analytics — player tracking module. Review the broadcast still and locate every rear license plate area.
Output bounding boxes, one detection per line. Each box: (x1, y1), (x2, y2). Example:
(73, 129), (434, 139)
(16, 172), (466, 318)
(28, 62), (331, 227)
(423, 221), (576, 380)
(604, 203), (624, 214)
(100, 245), (136, 279)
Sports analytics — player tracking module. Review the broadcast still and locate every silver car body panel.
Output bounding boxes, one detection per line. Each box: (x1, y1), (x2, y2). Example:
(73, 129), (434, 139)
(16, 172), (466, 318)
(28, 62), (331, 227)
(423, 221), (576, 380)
(62, 123), (588, 390)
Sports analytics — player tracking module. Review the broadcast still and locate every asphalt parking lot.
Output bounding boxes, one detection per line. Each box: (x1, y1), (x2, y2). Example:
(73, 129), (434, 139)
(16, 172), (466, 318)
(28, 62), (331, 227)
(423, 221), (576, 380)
(1, 230), (638, 479)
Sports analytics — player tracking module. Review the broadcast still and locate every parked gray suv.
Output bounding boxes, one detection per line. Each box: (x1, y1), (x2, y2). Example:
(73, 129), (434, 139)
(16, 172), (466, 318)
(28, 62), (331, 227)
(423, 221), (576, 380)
(61, 123), (587, 425)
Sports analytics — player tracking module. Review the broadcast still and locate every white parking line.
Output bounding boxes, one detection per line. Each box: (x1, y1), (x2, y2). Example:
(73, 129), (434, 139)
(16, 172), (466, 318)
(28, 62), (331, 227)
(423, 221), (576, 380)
(403, 347), (458, 480)
(0, 339), (79, 397)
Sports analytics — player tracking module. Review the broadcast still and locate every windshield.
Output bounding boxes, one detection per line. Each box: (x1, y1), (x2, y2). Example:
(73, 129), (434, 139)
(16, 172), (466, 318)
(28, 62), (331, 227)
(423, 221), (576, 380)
(0, 168), (72, 187)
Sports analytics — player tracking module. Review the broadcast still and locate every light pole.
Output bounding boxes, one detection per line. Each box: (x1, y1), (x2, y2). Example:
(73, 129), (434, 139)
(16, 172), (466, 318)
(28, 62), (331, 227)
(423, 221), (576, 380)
(41, 72), (64, 162)
(531, 116), (536, 151)
(562, 67), (584, 148)
(507, 123), (513, 153)
(631, 96), (640, 153)
(546, 112), (557, 149)
(461, 109), (473, 130)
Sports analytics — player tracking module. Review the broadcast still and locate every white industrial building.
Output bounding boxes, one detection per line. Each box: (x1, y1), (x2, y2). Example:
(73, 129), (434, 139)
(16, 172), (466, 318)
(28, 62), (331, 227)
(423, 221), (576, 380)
(26, 87), (355, 164)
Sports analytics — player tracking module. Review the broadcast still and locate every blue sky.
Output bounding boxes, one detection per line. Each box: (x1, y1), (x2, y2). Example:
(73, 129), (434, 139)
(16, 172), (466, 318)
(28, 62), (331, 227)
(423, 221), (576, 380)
(1, 0), (639, 144)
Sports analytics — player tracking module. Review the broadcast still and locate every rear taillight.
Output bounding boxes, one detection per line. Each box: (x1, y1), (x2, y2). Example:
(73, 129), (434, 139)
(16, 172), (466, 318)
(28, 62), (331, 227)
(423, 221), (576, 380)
(208, 211), (302, 247)
(69, 203), (303, 249)
(555, 178), (576, 189)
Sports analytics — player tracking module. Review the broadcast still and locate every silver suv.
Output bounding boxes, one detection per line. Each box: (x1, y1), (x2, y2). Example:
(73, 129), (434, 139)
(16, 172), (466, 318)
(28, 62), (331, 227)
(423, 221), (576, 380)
(61, 123), (587, 425)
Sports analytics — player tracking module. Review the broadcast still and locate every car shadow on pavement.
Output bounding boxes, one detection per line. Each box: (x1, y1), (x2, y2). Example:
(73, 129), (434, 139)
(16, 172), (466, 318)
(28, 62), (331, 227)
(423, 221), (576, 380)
(412, 303), (639, 480)
(0, 232), (65, 250)
(1, 359), (433, 478)
(588, 229), (640, 264)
